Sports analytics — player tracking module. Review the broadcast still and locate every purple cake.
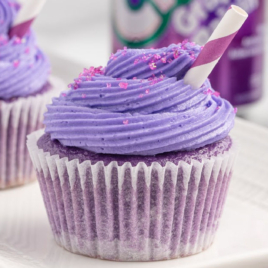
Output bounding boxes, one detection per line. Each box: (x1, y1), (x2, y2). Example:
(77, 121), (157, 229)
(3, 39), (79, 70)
(27, 42), (237, 261)
(0, 0), (64, 189)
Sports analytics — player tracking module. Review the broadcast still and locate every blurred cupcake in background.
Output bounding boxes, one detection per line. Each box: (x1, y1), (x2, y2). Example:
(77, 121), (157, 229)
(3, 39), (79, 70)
(0, 0), (64, 189)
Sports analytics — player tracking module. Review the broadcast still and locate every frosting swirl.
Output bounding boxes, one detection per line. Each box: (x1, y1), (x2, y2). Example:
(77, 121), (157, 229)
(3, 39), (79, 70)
(44, 43), (235, 156)
(0, 0), (50, 100)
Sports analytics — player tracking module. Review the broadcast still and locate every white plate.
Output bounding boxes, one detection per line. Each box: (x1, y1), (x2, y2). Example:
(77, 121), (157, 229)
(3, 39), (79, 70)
(0, 118), (268, 268)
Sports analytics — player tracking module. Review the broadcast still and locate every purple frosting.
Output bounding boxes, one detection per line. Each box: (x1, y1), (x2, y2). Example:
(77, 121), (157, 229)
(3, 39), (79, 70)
(44, 43), (235, 156)
(0, 0), (50, 100)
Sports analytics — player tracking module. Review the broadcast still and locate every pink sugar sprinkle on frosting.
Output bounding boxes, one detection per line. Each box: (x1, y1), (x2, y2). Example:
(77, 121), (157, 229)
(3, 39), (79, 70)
(154, 54), (161, 60)
(119, 82), (128, 89)
(142, 55), (148, 62)
(133, 77), (137, 80)
(123, 120), (129, 125)
(173, 50), (180, 59)
(73, 84), (78, 90)
(149, 62), (157, 70)
(68, 84), (72, 88)
(14, 37), (21, 44)
(82, 94), (86, 98)
(124, 46), (127, 50)
(24, 47), (30, 54)
(234, 107), (238, 113)
(145, 89), (150, 94)
(13, 60), (20, 68)
(213, 91), (220, 97)
(62, 93), (67, 97)
(216, 106), (220, 110)
(134, 59), (139, 65)
(204, 89), (213, 95)
(161, 57), (167, 63)
(139, 94), (144, 98)
(107, 83), (111, 88)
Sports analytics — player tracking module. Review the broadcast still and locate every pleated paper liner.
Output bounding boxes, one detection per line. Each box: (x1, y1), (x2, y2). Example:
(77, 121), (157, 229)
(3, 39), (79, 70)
(27, 130), (237, 261)
(0, 76), (65, 189)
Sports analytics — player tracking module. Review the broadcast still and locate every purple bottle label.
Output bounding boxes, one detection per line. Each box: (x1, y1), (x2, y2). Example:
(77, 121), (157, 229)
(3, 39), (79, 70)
(112, 0), (265, 105)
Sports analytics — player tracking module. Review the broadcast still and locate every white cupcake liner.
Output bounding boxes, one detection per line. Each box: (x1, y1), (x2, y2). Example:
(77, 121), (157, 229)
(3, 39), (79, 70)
(0, 76), (65, 189)
(27, 129), (237, 261)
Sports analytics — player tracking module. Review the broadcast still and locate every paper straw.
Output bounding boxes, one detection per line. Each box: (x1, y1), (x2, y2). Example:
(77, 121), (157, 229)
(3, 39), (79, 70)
(184, 5), (248, 90)
(9, 0), (46, 38)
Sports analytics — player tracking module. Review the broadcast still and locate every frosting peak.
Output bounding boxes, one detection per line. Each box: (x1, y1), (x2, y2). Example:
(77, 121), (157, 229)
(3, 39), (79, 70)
(44, 43), (235, 156)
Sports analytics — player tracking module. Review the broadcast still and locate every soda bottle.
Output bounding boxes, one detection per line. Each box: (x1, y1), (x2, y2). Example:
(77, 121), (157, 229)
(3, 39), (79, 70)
(112, 0), (265, 106)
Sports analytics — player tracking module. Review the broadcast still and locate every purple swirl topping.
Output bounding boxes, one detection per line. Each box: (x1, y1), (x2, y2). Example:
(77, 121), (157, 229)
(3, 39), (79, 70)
(44, 43), (236, 156)
(0, 0), (50, 100)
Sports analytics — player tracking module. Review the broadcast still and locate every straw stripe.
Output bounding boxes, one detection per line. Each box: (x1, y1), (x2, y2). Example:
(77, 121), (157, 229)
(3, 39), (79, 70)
(184, 5), (248, 89)
(9, 0), (46, 38)
(191, 32), (237, 68)
(9, 18), (34, 39)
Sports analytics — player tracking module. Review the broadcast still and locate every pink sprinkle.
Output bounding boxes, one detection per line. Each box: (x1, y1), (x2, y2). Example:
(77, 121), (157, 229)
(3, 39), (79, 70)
(86, 76), (92, 81)
(14, 37), (21, 44)
(68, 84), (72, 88)
(204, 89), (213, 95)
(73, 84), (78, 90)
(74, 78), (81, 84)
(161, 57), (167, 63)
(123, 120), (129, 125)
(132, 77), (137, 80)
(173, 50), (180, 59)
(234, 107), (238, 114)
(139, 94), (144, 98)
(13, 60), (20, 68)
(134, 59), (139, 65)
(107, 83), (111, 88)
(154, 54), (161, 60)
(145, 89), (150, 94)
(149, 62), (157, 70)
(119, 82), (128, 89)
(213, 91), (220, 97)
(216, 106), (220, 110)
(82, 94), (86, 98)
(24, 47), (30, 54)
(62, 93), (67, 97)
(142, 55), (148, 62)
(123, 46), (127, 50)
(190, 54), (196, 60)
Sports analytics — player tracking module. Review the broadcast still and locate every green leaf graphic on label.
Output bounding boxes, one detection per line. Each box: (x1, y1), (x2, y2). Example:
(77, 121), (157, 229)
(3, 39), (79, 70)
(114, 0), (193, 48)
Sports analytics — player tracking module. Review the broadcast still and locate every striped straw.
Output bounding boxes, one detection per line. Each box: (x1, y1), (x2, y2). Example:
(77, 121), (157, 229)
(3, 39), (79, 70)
(184, 5), (248, 90)
(9, 0), (46, 39)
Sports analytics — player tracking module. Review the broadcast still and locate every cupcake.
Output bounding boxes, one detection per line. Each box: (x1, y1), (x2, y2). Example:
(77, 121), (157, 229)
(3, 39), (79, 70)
(0, 0), (64, 189)
(27, 42), (237, 261)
